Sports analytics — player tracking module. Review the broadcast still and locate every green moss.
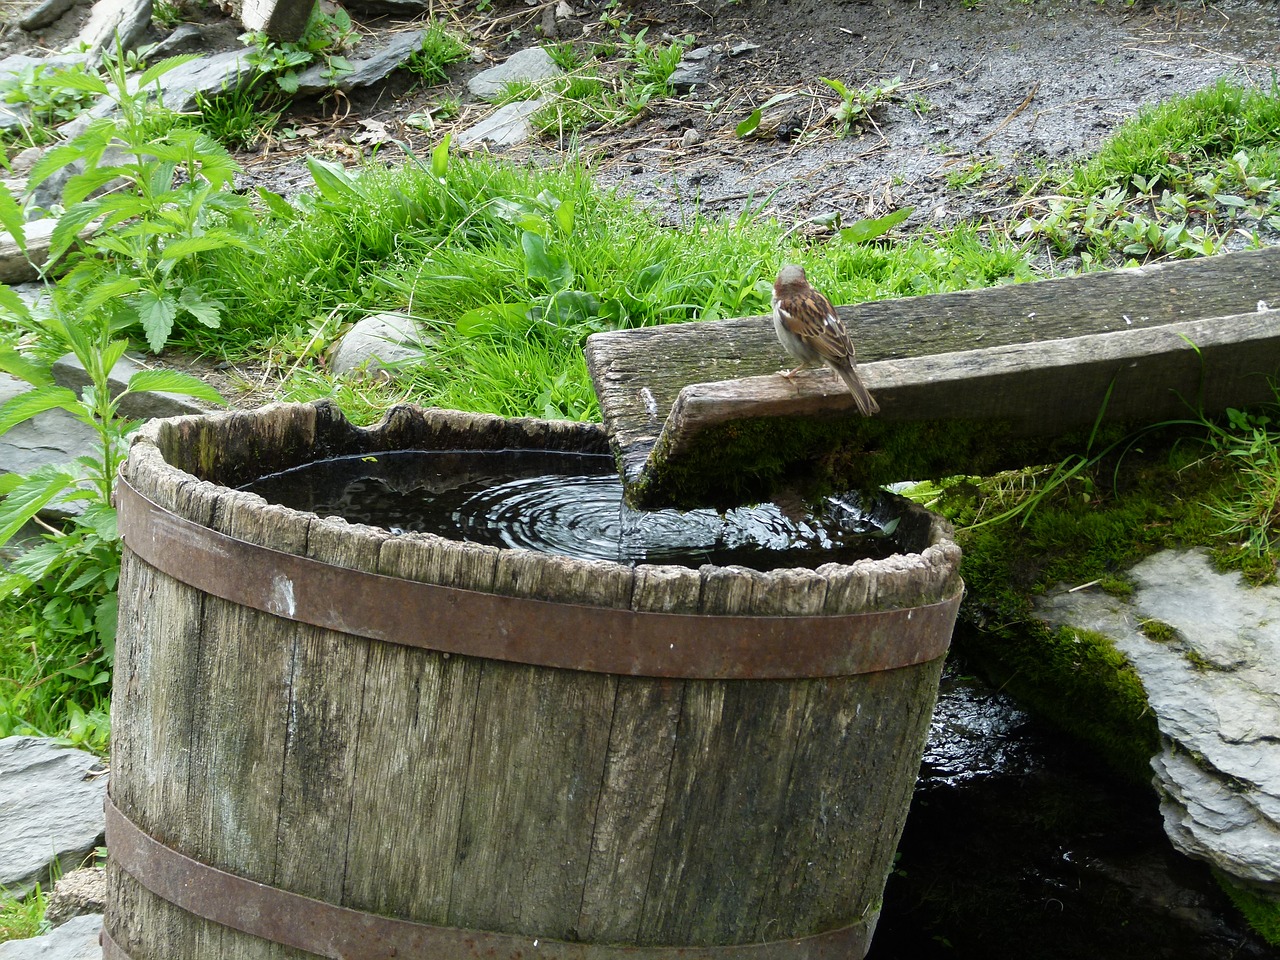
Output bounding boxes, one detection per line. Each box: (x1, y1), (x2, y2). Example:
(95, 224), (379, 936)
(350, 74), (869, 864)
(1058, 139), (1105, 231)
(1138, 618), (1178, 643)
(940, 440), (1244, 783)
(1216, 872), (1280, 946)
(631, 411), (1105, 510)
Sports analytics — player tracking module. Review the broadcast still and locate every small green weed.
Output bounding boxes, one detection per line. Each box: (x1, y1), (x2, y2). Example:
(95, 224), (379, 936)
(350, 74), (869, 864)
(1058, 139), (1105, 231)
(406, 21), (470, 87)
(243, 3), (359, 93)
(1139, 618), (1178, 643)
(0, 882), (46, 943)
(0, 62), (99, 143)
(819, 75), (902, 136)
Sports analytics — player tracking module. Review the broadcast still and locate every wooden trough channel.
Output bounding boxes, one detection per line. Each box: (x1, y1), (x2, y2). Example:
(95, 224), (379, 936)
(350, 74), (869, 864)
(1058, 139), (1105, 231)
(586, 246), (1280, 508)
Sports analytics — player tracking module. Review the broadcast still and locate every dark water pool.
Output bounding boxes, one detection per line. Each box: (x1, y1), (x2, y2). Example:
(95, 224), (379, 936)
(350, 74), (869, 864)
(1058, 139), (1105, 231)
(868, 658), (1273, 960)
(241, 449), (902, 570)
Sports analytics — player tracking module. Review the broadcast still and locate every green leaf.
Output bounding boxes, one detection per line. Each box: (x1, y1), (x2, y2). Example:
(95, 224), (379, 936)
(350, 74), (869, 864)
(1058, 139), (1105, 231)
(555, 198), (575, 237)
(819, 76), (851, 99)
(78, 275), (143, 315)
(48, 199), (106, 265)
(0, 465), (80, 547)
(307, 156), (360, 203)
(0, 285), (31, 324)
(0, 386), (82, 435)
(177, 286), (224, 329)
(838, 206), (915, 244)
(136, 290), (178, 353)
(136, 54), (201, 89)
(125, 369), (226, 406)
(158, 236), (231, 260)
(735, 109), (762, 138)
(522, 231), (573, 291)
(431, 135), (451, 180)
(41, 68), (108, 96)
(256, 188), (297, 221)
(0, 348), (53, 388)
(0, 182), (25, 255)
(456, 303), (530, 337)
(276, 71), (301, 94)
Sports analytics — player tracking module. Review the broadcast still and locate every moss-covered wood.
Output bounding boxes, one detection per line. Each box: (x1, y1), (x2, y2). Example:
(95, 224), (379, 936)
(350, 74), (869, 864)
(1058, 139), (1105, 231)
(107, 401), (962, 959)
(586, 247), (1280, 509)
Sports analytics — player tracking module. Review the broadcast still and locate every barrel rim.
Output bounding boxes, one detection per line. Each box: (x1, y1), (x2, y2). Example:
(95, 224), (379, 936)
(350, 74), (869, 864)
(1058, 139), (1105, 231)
(116, 475), (961, 679)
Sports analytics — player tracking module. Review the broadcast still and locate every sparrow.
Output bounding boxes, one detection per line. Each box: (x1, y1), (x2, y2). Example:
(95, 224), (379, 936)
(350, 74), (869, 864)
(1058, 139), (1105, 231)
(771, 264), (879, 416)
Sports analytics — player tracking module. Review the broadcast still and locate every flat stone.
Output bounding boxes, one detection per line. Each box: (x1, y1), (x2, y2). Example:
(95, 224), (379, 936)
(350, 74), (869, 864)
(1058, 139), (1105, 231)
(455, 97), (548, 149)
(51, 352), (212, 419)
(0, 218), (56, 285)
(329, 312), (428, 376)
(0, 738), (108, 899)
(668, 45), (714, 92)
(146, 22), (206, 58)
(73, 0), (153, 58)
(0, 373), (98, 509)
(292, 28), (426, 95)
(0, 914), (103, 960)
(466, 46), (560, 99)
(1036, 549), (1280, 891)
(18, 0), (84, 30)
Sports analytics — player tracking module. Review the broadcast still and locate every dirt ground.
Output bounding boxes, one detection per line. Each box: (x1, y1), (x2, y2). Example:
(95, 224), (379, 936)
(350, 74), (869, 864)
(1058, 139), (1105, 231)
(7, 0), (1280, 236)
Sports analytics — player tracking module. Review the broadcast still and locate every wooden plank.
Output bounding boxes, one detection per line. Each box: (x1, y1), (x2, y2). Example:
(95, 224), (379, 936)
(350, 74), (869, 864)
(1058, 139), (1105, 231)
(584, 247), (1280, 506)
(622, 307), (1280, 508)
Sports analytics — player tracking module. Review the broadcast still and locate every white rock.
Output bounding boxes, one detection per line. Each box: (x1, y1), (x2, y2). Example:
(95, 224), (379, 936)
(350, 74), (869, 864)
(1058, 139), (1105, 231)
(0, 738), (108, 898)
(73, 0), (152, 58)
(0, 914), (103, 960)
(466, 46), (560, 99)
(329, 313), (428, 377)
(456, 98), (548, 149)
(1036, 549), (1280, 891)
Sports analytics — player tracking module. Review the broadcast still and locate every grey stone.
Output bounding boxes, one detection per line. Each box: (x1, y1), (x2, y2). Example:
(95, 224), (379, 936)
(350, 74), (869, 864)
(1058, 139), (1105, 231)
(43, 867), (105, 927)
(154, 47), (258, 114)
(0, 914), (103, 960)
(73, 0), (153, 58)
(18, 0), (85, 31)
(456, 97), (548, 149)
(466, 46), (560, 99)
(0, 372), (98, 500)
(329, 312), (428, 377)
(292, 28), (425, 95)
(52, 352), (213, 418)
(145, 22), (205, 59)
(0, 218), (55, 285)
(0, 738), (108, 899)
(668, 45), (714, 93)
(1036, 549), (1280, 892)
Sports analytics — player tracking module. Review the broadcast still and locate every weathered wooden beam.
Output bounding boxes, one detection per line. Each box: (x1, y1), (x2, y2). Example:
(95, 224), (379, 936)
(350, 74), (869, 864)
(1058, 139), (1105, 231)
(584, 248), (1280, 509)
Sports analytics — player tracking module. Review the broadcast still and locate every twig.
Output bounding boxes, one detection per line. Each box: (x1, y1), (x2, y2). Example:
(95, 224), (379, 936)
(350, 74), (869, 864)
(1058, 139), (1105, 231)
(976, 82), (1039, 147)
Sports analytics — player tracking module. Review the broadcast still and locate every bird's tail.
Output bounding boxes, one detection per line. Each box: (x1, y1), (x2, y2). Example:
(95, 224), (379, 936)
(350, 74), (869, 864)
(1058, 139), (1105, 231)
(836, 366), (880, 416)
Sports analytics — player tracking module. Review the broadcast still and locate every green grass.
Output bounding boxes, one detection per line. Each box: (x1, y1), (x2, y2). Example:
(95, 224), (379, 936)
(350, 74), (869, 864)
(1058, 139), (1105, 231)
(0, 883), (46, 942)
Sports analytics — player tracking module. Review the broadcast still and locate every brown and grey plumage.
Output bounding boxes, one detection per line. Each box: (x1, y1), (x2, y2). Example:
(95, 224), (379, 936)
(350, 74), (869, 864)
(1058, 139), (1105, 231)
(771, 264), (879, 416)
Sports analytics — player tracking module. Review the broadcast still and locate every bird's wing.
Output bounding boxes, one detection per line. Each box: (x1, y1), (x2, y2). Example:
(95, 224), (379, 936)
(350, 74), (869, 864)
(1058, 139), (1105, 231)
(778, 291), (855, 366)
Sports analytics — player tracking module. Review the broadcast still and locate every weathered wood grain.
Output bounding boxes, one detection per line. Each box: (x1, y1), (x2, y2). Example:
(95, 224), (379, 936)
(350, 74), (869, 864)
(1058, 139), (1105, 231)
(623, 308), (1280, 507)
(586, 248), (1280, 508)
(586, 247), (1280, 481)
(108, 401), (961, 959)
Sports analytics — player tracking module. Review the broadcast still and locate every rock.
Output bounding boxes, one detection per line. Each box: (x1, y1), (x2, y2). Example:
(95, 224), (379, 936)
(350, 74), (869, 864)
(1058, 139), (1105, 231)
(153, 47), (258, 114)
(455, 97), (548, 149)
(466, 46), (560, 99)
(0, 738), (108, 899)
(145, 22), (206, 59)
(0, 378), (95, 515)
(73, 0), (153, 58)
(1036, 549), (1280, 893)
(292, 28), (425, 95)
(668, 45), (714, 92)
(18, 0), (85, 32)
(43, 867), (106, 927)
(328, 312), (428, 377)
(51, 352), (214, 418)
(235, 0), (312, 42)
(0, 914), (103, 960)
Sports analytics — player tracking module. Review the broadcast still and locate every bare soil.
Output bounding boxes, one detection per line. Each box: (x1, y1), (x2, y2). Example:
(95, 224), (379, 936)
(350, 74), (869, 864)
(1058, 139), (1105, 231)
(7, 0), (1280, 230)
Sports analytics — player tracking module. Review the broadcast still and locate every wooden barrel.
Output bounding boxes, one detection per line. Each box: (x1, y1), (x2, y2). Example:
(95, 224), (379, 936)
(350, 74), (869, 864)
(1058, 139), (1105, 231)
(104, 400), (962, 960)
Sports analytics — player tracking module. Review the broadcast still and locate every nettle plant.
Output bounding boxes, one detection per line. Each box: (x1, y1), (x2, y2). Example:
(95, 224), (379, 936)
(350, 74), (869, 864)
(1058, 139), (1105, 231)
(0, 53), (242, 720)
